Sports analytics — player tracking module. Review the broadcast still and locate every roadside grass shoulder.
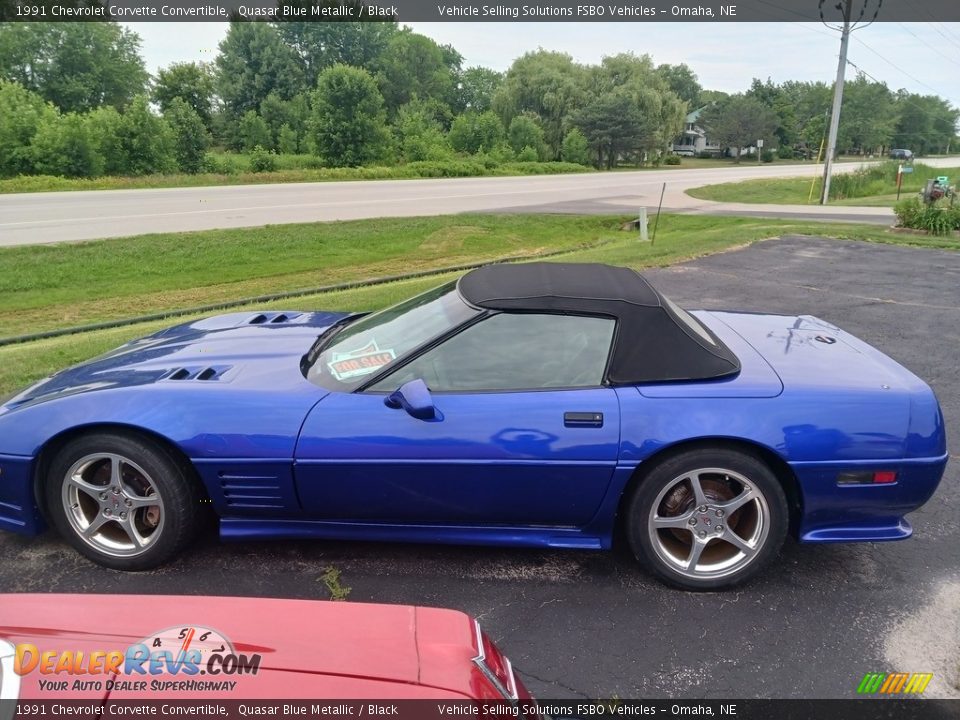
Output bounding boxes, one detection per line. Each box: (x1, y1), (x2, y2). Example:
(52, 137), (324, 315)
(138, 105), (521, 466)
(687, 163), (960, 205)
(0, 160), (592, 194)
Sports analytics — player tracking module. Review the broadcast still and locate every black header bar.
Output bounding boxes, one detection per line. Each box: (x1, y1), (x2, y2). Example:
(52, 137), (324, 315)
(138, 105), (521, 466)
(3, 699), (960, 720)
(2, 0), (960, 22)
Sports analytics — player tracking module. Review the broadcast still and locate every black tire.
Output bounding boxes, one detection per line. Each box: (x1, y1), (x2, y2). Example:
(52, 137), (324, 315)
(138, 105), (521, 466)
(625, 448), (788, 591)
(45, 432), (202, 570)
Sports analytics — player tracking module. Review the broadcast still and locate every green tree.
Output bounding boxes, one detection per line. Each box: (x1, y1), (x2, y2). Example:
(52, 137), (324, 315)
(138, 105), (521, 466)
(376, 30), (457, 115)
(448, 111), (505, 154)
(700, 94), (778, 162)
(165, 97), (210, 173)
(30, 111), (103, 178)
(0, 80), (57, 176)
(507, 114), (546, 159)
(216, 21), (304, 127)
(493, 50), (588, 159)
(116, 96), (177, 175)
(560, 128), (590, 165)
(311, 64), (390, 167)
(153, 62), (217, 129)
(655, 63), (701, 109)
(278, 124), (299, 154)
(0, 22), (148, 112)
(275, 14), (399, 86)
(394, 99), (451, 162)
(570, 90), (647, 168)
(239, 111), (272, 152)
(892, 92), (959, 155)
(86, 105), (126, 175)
(836, 77), (897, 154)
(581, 54), (687, 163)
(455, 66), (502, 114)
(259, 92), (311, 153)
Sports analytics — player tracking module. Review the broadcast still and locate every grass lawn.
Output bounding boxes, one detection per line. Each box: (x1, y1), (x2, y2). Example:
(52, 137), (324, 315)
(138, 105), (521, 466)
(1, 212), (957, 397)
(687, 163), (960, 205)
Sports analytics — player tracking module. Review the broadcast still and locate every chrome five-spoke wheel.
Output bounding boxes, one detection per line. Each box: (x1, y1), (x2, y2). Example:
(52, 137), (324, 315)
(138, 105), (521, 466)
(627, 448), (788, 590)
(648, 468), (768, 580)
(62, 453), (164, 557)
(46, 432), (202, 570)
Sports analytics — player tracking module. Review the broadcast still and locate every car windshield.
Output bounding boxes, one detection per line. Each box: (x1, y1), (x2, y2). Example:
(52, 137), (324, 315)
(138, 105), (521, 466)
(304, 281), (480, 391)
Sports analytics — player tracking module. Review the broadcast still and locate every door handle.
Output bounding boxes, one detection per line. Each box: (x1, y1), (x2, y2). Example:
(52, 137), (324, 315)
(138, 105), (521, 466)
(564, 412), (604, 428)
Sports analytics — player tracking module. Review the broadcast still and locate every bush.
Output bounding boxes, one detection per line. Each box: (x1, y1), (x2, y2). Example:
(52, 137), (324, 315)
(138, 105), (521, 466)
(516, 145), (539, 162)
(165, 98), (209, 174)
(30, 112), (104, 178)
(663, 155), (681, 165)
(508, 115), (546, 159)
(249, 145), (278, 173)
(312, 65), (391, 167)
(448, 111), (505, 155)
(0, 80), (58, 177)
(777, 145), (794, 159)
(116, 96), (177, 175)
(239, 111), (272, 153)
(894, 198), (922, 227)
(560, 129), (591, 166)
(894, 197), (959, 235)
(761, 150), (775, 163)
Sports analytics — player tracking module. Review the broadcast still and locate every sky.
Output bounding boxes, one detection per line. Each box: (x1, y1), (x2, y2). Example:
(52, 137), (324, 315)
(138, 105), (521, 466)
(125, 22), (960, 110)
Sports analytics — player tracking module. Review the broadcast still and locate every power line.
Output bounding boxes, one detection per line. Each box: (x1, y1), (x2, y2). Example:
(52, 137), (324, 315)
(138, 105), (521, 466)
(895, 23), (960, 70)
(850, 34), (949, 97)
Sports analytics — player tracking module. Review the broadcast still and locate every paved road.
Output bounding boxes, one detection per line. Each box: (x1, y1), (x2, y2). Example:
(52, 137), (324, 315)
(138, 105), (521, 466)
(2, 158), (958, 246)
(2, 236), (957, 700)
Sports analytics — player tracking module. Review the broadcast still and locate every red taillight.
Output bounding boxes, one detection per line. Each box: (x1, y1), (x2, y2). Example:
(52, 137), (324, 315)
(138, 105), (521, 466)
(873, 471), (897, 484)
(481, 633), (515, 697)
(473, 621), (517, 700)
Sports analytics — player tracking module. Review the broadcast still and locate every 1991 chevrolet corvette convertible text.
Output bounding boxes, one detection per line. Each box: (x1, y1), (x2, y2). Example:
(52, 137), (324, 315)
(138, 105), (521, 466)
(0, 263), (947, 589)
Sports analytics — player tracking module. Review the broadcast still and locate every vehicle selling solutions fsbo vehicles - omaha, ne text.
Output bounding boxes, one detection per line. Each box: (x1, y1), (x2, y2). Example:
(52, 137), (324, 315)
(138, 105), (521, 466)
(0, 263), (947, 589)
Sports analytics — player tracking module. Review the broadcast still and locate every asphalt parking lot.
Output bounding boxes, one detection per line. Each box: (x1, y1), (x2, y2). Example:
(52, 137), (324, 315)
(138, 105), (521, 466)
(1, 235), (957, 700)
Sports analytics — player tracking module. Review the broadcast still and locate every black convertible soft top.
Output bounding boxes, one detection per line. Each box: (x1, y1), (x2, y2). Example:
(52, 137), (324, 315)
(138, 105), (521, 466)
(457, 262), (741, 385)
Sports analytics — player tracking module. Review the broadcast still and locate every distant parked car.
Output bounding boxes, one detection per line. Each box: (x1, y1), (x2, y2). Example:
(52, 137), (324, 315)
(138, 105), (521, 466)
(2, 594), (532, 701)
(890, 148), (914, 160)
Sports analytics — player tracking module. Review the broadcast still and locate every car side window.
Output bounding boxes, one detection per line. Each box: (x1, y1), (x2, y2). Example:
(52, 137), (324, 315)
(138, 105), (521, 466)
(368, 313), (615, 392)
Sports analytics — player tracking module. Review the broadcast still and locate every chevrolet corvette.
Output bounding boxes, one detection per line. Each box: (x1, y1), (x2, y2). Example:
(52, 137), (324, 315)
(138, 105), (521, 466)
(0, 262), (947, 589)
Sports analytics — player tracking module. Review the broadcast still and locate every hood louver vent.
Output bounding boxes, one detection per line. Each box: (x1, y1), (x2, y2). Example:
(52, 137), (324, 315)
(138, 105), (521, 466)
(246, 312), (302, 326)
(164, 366), (231, 382)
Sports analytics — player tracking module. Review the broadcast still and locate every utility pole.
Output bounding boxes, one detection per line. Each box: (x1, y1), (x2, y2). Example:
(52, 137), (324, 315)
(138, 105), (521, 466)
(819, 0), (882, 205)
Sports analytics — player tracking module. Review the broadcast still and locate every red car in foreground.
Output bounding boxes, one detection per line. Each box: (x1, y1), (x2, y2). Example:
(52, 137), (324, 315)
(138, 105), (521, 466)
(0, 594), (531, 704)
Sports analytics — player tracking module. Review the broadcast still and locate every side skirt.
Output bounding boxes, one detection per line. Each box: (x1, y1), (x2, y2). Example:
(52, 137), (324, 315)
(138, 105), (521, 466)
(219, 518), (608, 550)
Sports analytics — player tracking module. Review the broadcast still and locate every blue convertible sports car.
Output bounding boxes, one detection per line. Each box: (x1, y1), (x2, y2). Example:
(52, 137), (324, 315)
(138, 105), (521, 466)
(0, 263), (948, 589)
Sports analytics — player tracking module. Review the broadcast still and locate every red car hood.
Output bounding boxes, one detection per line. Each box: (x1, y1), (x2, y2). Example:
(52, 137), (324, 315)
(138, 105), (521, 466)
(1, 594), (496, 700)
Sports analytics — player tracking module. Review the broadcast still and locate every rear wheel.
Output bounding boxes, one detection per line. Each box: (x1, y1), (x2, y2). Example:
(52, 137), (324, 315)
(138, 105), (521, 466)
(45, 432), (202, 570)
(626, 448), (788, 590)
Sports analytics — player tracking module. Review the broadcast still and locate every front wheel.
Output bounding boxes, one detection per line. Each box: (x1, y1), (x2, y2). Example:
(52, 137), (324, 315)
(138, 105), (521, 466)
(45, 432), (202, 570)
(626, 448), (788, 590)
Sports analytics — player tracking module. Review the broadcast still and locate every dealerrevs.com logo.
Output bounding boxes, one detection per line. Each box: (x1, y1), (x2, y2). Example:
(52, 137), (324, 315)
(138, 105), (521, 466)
(14, 625), (261, 693)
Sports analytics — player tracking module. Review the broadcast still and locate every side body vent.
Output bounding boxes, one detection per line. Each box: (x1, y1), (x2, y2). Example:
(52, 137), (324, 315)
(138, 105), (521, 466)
(219, 475), (284, 508)
(193, 461), (299, 516)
